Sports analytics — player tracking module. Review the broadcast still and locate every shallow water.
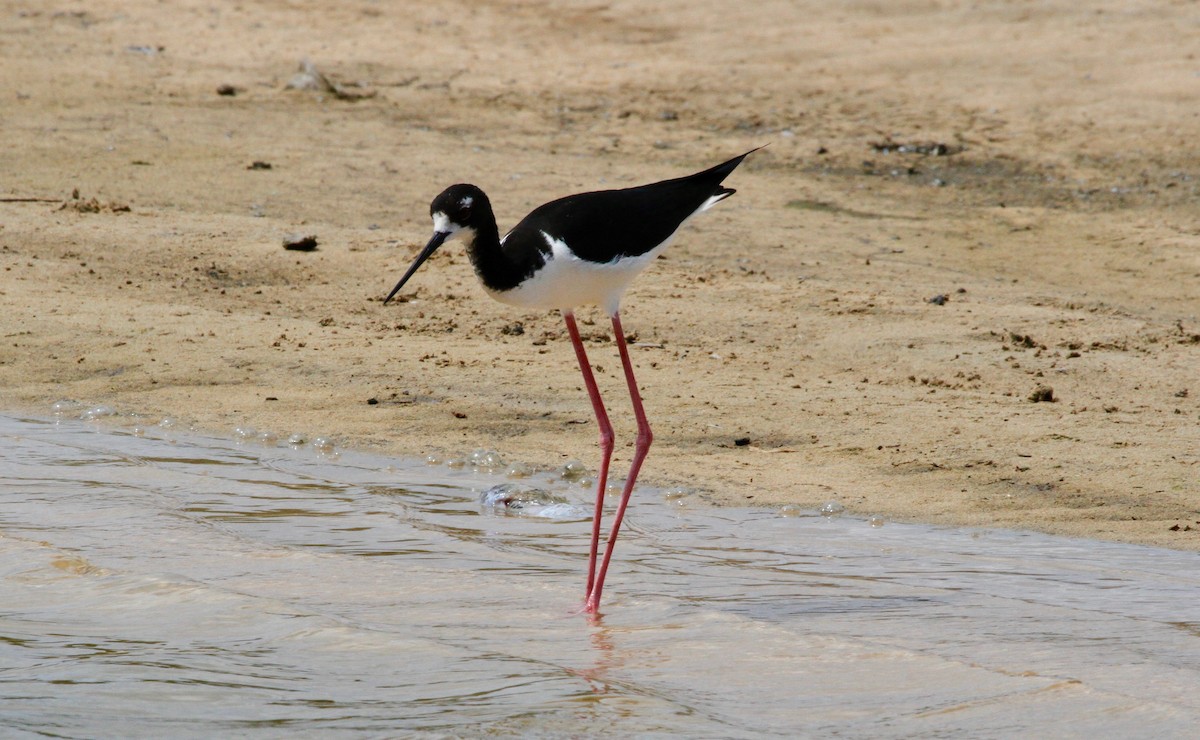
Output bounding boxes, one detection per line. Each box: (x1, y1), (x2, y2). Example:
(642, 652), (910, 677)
(2, 414), (1198, 737)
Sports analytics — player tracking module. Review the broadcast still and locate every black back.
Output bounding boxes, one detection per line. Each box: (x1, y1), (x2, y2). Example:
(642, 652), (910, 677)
(502, 149), (754, 264)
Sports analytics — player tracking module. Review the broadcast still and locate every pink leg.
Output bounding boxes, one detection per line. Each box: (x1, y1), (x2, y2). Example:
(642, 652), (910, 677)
(585, 312), (653, 613)
(562, 311), (614, 600)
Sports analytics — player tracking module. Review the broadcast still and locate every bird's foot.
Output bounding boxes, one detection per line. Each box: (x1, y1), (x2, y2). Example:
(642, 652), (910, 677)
(571, 594), (602, 619)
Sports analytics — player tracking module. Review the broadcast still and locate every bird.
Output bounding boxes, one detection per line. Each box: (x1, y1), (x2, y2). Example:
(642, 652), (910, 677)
(384, 148), (756, 614)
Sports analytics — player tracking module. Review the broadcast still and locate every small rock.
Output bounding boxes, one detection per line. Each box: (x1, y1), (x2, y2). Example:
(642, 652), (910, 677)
(283, 233), (318, 251)
(1029, 385), (1055, 403)
(927, 294), (948, 305)
(285, 58), (376, 101)
(217, 84), (240, 96)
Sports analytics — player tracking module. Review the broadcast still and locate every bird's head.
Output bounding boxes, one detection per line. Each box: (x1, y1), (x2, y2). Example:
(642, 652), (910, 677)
(383, 184), (489, 305)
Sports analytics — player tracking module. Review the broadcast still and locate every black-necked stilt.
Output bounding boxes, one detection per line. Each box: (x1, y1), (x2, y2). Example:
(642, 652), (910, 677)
(384, 149), (756, 614)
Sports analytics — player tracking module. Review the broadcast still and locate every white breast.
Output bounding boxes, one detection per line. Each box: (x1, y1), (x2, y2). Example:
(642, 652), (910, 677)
(488, 232), (672, 316)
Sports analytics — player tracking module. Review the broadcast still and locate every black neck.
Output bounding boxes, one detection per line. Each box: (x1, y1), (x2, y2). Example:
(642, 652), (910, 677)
(463, 210), (544, 292)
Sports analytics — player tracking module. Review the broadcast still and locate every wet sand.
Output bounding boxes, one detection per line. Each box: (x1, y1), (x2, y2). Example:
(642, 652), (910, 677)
(2, 0), (1198, 549)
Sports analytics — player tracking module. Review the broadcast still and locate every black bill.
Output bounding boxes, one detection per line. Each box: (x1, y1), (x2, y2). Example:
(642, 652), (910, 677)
(383, 231), (449, 305)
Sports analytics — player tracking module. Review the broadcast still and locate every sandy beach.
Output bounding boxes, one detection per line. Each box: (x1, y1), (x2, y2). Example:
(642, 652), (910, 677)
(2, 0), (1197, 549)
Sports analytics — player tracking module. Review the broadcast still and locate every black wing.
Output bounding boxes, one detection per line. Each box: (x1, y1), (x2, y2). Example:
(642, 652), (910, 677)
(504, 149), (756, 264)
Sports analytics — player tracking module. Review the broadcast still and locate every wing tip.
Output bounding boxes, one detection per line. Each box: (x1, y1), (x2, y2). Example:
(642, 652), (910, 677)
(711, 145), (766, 180)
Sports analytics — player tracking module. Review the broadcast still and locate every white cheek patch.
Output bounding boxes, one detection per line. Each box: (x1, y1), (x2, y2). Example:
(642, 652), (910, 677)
(430, 211), (475, 246)
(432, 211), (453, 234)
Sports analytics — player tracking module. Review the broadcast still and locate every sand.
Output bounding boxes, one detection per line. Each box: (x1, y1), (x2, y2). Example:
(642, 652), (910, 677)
(2, 0), (1197, 550)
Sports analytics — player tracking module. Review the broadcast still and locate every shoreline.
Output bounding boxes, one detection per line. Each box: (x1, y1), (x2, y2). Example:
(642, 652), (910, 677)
(8, 407), (1197, 558)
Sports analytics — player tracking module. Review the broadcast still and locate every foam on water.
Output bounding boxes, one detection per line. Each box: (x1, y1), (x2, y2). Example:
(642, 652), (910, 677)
(2, 414), (1198, 736)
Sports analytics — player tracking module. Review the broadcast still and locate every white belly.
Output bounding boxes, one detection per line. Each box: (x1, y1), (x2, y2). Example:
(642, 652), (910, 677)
(488, 232), (670, 315)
